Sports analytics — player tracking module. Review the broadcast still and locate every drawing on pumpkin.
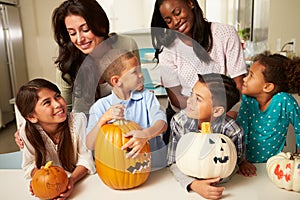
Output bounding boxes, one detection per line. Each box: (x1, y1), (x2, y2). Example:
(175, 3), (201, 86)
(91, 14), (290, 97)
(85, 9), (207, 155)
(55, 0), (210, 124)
(31, 161), (68, 199)
(200, 135), (230, 164)
(126, 152), (151, 174)
(127, 159), (151, 174)
(199, 135), (224, 159)
(274, 163), (291, 181)
(46, 182), (66, 192)
(213, 156), (229, 164)
(95, 120), (151, 189)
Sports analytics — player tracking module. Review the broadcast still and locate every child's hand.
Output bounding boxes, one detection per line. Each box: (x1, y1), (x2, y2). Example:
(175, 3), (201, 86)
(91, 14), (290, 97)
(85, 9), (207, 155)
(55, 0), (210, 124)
(110, 104), (125, 119)
(121, 130), (149, 158)
(238, 159), (257, 177)
(101, 104), (125, 123)
(54, 177), (75, 200)
(29, 180), (34, 196)
(190, 177), (224, 200)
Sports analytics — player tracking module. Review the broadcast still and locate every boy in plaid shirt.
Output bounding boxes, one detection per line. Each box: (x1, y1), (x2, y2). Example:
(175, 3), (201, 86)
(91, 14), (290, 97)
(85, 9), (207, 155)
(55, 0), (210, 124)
(167, 73), (245, 199)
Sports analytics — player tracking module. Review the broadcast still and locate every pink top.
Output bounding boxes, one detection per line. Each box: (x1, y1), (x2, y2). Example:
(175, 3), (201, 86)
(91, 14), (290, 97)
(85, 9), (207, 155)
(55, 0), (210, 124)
(159, 22), (247, 98)
(209, 22), (247, 77)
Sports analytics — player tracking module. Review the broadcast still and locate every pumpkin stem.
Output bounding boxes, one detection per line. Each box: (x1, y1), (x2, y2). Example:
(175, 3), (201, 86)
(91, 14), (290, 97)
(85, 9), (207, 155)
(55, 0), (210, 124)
(44, 161), (53, 168)
(113, 119), (128, 126)
(289, 154), (294, 160)
(201, 122), (212, 134)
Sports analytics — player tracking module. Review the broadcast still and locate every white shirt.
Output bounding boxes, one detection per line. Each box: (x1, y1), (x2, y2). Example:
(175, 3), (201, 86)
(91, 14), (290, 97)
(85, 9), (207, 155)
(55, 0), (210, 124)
(20, 112), (95, 179)
(209, 22), (247, 77)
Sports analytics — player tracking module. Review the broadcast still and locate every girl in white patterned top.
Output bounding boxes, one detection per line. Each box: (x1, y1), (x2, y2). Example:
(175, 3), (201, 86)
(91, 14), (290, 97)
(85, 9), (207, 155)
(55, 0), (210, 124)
(16, 79), (95, 199)
(151, 0), (247, 144)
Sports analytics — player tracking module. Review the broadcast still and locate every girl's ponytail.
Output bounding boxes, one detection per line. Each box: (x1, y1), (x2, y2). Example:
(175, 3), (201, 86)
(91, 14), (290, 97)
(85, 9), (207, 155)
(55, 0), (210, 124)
(286, 56), (300, 94)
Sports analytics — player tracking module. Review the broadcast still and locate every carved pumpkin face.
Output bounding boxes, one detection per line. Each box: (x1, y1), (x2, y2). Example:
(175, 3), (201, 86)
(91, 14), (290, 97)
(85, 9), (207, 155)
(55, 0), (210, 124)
(176, 132), (237, 179)
(266, 152), (300, 192)
(94, 120), (151, 190)
(31, 161), (68, 199)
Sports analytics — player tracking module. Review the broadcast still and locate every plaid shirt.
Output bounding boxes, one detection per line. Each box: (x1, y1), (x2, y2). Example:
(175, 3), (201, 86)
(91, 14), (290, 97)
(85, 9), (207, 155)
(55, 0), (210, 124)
(167, 110), (245, 165)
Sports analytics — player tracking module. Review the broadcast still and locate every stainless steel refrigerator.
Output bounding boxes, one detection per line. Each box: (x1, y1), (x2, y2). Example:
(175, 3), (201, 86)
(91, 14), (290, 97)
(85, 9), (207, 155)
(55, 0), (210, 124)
(0, 0), (28, 127)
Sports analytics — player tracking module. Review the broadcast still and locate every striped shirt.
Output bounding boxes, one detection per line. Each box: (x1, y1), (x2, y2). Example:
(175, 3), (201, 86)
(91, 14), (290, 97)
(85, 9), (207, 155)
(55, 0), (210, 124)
(167, 110), (245, 165)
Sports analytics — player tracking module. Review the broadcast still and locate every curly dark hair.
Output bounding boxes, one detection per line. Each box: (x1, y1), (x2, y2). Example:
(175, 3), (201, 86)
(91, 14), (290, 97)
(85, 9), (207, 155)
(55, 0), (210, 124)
(253, 53), (300, 94)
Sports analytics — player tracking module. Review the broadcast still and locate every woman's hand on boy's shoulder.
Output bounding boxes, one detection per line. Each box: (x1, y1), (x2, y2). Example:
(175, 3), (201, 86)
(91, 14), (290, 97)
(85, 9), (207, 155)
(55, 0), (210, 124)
(14, 126), (24, 149)
(227, 111), (238, 119)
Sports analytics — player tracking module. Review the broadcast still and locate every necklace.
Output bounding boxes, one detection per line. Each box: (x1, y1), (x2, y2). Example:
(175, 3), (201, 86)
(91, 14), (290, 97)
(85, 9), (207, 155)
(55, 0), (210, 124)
(50, 132), (60, 145)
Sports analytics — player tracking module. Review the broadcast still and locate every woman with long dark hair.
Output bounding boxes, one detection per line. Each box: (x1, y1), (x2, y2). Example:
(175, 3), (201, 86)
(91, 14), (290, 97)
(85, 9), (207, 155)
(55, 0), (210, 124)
(52, 0), (141, 114)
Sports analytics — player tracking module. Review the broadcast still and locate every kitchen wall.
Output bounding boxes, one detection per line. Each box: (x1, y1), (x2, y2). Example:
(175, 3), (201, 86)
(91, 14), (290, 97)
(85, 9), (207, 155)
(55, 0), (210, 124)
(268, 0), (300, 56)
(17, 0), (300, 83)
(205, 0), (237, 26)
(18, 0), (61, 83)
(97, 0), (155, 33)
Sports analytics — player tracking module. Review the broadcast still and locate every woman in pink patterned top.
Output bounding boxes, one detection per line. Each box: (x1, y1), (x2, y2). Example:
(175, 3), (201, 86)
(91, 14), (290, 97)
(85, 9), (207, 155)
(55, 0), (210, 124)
(151, 0), (247, 144)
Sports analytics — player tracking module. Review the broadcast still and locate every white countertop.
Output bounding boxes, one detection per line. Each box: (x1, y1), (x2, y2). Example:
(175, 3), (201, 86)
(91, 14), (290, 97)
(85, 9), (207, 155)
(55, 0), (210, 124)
(0, 163), (299, 199)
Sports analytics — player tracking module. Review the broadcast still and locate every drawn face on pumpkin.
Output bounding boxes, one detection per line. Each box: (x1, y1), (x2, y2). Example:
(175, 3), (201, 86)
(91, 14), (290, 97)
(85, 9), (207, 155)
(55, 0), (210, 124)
(95, 120), (151, 189)
(126, 151), (151, 174)
(175, 132), (237, 179)
(199, 134), (230, 164)
(266, 152), (300, 192)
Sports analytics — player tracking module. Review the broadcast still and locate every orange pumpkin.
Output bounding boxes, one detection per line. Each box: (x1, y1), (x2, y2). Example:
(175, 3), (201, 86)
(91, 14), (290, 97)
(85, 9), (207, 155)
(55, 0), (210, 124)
(94, 119), (151, 189)
(31, 161), (68, 199)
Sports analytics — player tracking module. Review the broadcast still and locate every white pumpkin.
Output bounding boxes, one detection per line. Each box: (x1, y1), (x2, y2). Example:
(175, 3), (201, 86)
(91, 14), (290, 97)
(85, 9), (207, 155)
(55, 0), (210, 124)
(176, 132), (237, 179)
(266, 152), (300, 192)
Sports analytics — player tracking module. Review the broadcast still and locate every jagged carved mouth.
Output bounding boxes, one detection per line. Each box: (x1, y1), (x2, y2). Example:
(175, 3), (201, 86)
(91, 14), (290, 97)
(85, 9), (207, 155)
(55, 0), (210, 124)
(126, 158), (151, 174)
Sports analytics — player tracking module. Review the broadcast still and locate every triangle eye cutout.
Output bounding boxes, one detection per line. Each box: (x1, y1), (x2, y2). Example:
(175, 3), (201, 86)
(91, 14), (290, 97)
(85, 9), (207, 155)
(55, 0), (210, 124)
(221, 138), (226, 143)
(209, 138), (215, 144)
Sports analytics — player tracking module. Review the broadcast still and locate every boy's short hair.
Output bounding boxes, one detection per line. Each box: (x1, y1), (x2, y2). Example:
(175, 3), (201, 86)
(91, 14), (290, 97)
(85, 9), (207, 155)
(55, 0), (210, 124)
(101, 49), (136, 85)
(197, 73), (240, 112)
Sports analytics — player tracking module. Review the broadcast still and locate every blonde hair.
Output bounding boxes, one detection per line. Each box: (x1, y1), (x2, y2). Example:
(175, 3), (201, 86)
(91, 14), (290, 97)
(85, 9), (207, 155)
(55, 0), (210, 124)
(101, 49), (136, 85)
